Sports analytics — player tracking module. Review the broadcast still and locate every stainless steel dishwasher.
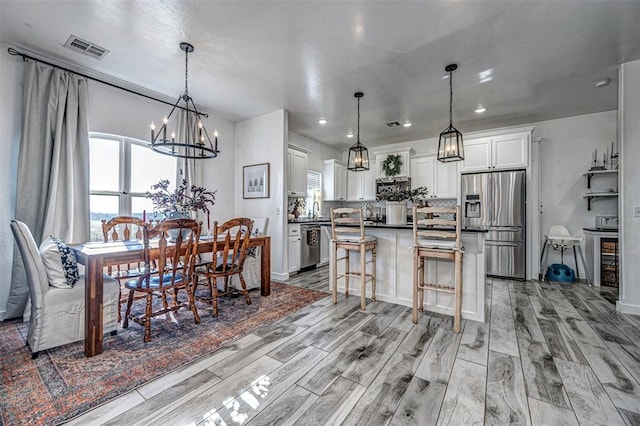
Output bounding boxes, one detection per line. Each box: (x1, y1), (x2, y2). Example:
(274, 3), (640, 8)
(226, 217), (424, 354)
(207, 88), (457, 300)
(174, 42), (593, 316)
(300, 224), (321, 270)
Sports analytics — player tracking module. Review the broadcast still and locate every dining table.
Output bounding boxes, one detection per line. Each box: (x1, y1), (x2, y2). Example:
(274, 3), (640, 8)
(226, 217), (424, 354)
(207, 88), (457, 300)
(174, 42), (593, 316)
(70, 235), (271, 357)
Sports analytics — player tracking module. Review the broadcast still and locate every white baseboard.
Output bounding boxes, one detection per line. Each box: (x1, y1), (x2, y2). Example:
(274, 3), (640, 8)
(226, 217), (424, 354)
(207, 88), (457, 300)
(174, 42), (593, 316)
(617, 301), (640, 316)
(271, 272), (289, 282)
(0, 310), (5, 321)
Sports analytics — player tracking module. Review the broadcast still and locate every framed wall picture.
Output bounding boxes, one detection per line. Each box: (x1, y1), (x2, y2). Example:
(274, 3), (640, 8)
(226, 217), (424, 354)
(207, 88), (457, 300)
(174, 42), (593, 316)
(243, 162), (270, 199)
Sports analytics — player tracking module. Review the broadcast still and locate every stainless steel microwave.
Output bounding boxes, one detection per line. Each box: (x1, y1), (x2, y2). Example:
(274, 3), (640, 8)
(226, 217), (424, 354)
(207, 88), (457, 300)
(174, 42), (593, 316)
(376, 176), (411, 197)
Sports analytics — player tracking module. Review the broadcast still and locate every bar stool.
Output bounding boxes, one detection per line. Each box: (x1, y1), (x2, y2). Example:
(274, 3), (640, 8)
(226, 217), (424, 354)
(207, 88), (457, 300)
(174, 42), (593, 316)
(330, 207), (377, 310)
(540, 225), (591, 284)
(411, 206), (463, 332)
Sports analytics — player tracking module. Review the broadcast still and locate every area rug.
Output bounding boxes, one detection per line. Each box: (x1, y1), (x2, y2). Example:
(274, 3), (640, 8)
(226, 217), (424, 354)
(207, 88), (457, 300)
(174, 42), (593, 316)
(0, 283), (326, 425)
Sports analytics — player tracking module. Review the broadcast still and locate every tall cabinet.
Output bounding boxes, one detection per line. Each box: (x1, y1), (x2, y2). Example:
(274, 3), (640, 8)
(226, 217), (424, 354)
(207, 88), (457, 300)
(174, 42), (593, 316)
(287, 148), (308, 197)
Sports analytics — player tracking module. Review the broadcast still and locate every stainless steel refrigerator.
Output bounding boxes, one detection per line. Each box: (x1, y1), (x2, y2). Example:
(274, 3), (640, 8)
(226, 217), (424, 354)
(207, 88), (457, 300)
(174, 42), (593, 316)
(461, 170), (526, 280)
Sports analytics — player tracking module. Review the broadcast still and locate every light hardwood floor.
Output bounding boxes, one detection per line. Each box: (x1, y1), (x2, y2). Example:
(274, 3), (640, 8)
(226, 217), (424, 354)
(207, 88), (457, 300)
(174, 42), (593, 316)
(69, 267), (640, 425)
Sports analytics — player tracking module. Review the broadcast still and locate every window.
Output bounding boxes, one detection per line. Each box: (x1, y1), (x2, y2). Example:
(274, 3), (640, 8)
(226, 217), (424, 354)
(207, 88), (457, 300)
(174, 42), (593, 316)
(89, 134), (177, 241)
(306, 170), (322, 218)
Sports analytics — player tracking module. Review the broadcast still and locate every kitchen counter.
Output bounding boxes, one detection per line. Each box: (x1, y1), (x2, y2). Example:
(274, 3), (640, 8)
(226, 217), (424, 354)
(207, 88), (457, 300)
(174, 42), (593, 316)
(329, 226), (486, 322)
(318, 221), (488, 232)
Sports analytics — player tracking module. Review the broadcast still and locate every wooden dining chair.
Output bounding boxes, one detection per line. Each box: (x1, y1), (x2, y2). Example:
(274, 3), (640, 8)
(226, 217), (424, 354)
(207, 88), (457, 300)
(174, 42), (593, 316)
(411, 206), (464, 332)
(193, 217), (253, 317)
(122, 218), (202, 342)
(102, 216), (147, 321)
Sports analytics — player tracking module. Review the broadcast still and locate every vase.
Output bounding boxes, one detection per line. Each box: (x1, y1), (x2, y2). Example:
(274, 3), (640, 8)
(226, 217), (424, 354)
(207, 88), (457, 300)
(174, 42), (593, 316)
(386, 201), (407, 225)
(165, 211), (192, 240)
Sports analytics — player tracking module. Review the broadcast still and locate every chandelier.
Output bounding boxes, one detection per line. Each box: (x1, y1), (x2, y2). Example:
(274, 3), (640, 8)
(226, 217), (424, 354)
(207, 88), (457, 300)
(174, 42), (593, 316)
(150, 42), (219, 159)
(437, 64), (464, 162)
(347, 91), (370, 171)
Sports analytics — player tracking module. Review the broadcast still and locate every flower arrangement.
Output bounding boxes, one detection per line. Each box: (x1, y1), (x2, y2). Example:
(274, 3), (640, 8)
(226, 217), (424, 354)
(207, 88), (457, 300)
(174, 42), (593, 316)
(376, 186), (429, 202)
(145, 179), (216, 215)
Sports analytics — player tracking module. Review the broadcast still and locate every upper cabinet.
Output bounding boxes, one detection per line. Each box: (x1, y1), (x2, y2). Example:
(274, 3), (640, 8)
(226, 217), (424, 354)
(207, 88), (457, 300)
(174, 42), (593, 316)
(323, 159), (347, 201)
(411, 156), (458, 199)
(347, 161), (376, 201)
(460, 133), (529, 172)
(287, 148), (308, 197)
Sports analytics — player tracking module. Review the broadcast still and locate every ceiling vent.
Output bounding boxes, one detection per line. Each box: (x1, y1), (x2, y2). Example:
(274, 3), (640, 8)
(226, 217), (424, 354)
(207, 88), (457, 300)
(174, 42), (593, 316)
(64, 35), (109, 60)
(386, 121), (401, 127)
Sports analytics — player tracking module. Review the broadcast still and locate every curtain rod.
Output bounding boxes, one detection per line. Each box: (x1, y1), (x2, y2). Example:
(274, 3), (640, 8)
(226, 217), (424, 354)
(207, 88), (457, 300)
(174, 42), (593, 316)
(7, 47), (209, 118)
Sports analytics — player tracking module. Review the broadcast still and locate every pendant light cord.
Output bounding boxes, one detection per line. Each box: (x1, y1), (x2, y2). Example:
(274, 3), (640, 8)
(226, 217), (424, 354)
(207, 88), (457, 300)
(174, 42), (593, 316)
(449, 69), (453, 127)
(357, 95), (361, 144)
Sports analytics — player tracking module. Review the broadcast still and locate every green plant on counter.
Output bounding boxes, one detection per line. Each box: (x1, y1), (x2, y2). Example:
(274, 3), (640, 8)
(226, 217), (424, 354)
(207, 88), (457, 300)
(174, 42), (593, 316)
(381, 154), (402, 177)
(376, 186), (429, 202)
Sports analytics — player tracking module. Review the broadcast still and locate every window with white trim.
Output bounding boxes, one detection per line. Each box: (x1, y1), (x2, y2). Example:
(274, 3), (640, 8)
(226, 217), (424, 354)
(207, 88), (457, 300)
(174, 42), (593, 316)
(306, 170), (322, 218)
(89, 133), (177, 241)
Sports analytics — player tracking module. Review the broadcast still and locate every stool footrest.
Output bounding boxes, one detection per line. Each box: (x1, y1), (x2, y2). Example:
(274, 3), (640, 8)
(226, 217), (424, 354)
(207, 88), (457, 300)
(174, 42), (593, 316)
(419, 282), (455, 293)
(337, 273), (375, 281)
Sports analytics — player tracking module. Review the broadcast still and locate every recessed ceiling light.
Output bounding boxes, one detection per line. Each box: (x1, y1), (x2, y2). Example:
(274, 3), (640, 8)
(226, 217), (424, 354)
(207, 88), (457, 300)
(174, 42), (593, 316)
(475, 107), (486, 114)
(347, 132), (354, 138)
(594, 77), (611, 88)
(403, 121), (412, 127)
(318, 118), (328, 125)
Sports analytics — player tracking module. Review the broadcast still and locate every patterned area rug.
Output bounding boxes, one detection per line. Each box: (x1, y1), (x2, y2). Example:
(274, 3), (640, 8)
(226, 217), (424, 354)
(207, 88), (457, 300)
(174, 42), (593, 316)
(0, 283), (326, 425)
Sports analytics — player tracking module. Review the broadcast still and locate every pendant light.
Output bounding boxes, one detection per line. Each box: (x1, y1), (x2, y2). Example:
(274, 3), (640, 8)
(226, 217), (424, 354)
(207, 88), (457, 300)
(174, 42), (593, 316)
(150, 42), (219, 159)
(347, 92), (370, 171)
(437, 64), (464, 162)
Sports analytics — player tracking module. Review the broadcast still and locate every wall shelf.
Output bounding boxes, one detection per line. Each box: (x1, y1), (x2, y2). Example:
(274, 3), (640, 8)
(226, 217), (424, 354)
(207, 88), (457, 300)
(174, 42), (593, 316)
(583, 192), (618, 210)
(583, 169), (618, 189)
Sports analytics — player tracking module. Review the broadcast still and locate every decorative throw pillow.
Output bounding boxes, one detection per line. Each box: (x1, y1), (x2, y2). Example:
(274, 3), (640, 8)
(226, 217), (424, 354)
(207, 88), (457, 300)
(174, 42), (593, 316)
(247, 228), (260, 258)
(39, 236), (80, 288)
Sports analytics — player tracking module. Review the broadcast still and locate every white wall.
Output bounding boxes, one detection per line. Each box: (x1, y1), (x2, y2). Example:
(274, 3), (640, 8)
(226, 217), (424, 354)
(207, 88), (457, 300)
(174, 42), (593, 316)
(288, 131), (342, 173)
(535, 111), (618, 270)
(235, 110), (287, 280)
(0, 49), (235, 318)
(0, 43), (24, 319)
(618, 60), (640, 315)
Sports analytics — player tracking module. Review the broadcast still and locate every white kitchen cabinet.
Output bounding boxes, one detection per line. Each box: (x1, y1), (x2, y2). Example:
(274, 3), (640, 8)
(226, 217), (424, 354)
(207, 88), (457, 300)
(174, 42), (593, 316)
(287, 148), (308, 197)
(460, 133), (528, 172)
(410, 156), (458, 199)
(288, 224), (301, 273)
(347, 160), (376, 201)
(435, 160), (459, 199)
(411, 156), (436, 194)
(323, 159), (347, 201)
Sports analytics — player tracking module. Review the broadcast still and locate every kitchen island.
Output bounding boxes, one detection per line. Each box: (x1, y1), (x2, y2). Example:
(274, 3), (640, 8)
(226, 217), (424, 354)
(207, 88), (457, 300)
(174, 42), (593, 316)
(326, 223), (486, 323)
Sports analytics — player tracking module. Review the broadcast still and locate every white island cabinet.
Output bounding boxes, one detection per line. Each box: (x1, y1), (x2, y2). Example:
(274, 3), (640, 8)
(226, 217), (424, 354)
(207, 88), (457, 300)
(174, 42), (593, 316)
(327, 225), (486, 323)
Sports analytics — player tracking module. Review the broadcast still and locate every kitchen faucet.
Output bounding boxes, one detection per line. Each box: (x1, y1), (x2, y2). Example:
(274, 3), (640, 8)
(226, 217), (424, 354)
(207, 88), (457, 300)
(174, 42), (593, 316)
(312, 201), (320, 219)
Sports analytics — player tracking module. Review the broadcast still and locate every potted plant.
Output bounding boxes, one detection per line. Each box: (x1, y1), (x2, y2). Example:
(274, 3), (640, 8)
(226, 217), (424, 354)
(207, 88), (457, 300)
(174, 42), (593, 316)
(376, 186), (429, 225)
(146, 178), (217, 222)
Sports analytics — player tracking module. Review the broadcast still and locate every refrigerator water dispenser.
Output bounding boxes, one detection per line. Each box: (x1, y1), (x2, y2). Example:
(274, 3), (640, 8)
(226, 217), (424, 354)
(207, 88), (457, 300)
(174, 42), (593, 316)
(465, 194), (482, 219)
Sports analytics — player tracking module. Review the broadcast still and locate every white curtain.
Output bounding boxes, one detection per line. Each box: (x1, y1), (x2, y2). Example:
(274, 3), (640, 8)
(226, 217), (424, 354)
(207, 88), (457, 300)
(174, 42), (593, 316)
(7, 61), (90, 319)
(176, 108), (205, 225)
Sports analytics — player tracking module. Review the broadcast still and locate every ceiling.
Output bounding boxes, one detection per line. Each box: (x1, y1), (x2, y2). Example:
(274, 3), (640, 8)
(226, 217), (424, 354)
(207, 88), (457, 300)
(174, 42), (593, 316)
(2, 1), (639, 151)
